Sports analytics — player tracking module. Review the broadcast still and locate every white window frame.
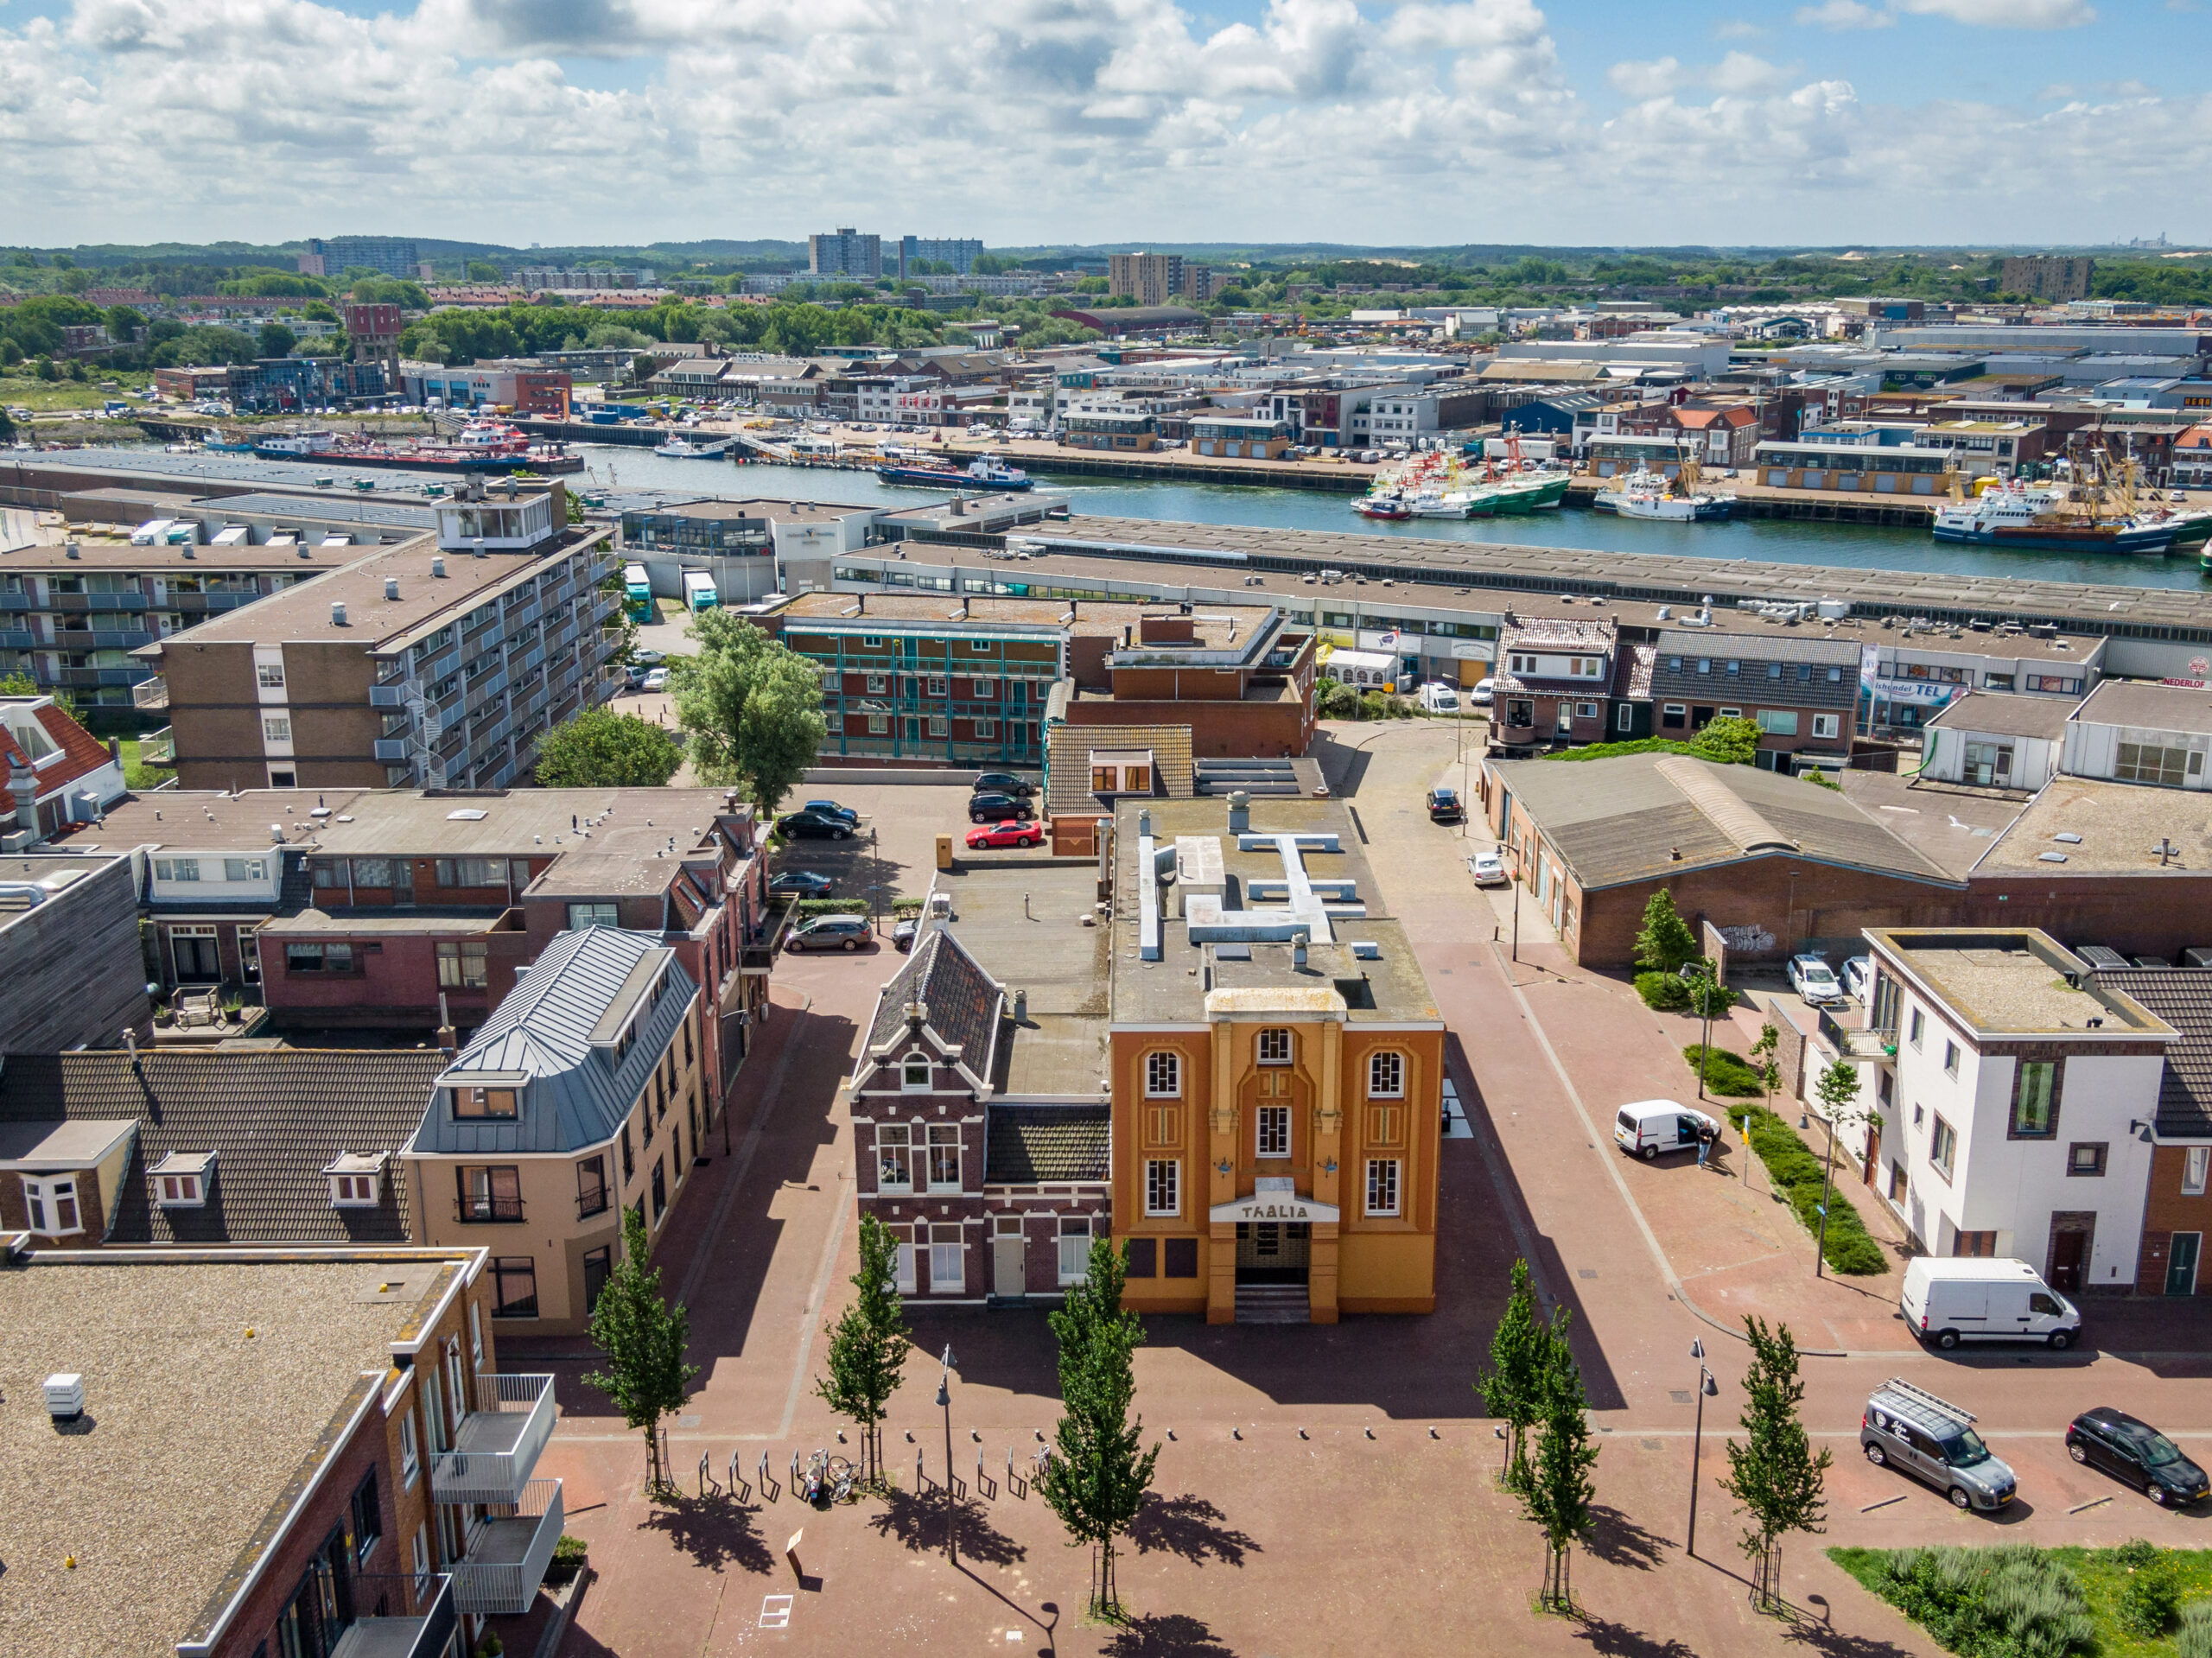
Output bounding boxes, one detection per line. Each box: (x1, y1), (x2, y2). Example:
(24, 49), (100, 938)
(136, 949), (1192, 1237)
(398, 1408), (419, 1490)
(1908, 1006), (1925, 1049)
(1368, 1051), (1404, 1099)
(926, 676), (948, 697)
(1943, 1040), (1960, 1079)
(1145, 1051), (1181, 1098)
(262, 714), (291, 743)
(1931, 1114), (1958, 1178)
(895, 1229), (918, 1293)
(974, 718), (996, 739)
(2186, 1146), (2210, 1197)
(865, 673), (888, 694)
(901, 1057), (931, 1092)
(925, 1123), (962, 1192)
(876, 1123), (913, 1193)
(469, 1302), (483, 1369)
(411, 1523), (431, 1598)
(1256, 1105), (1290, 1159)
(1257, 1028), (1292, 1065)
(156, 1172), (203, 1206)
(928, 1223), (963, 1293)
(155, 857), (201, 883)
(221, 857), (267, 883)
(257, 662), (286, 689)
(1812, 713), (1840, 740)
(969, 639), (991, 654)
(868, 714), (889, 734)
(22, 1176), (81, 1237)
(928, 714), (949, 737)
(1617, 703), (1634, 733)
(970, 677), (995, 696)
(1057, 1217), (1091, 1285)
(1366, 1158), (1402, 1217)
(1145, 1158), (1180, 1217)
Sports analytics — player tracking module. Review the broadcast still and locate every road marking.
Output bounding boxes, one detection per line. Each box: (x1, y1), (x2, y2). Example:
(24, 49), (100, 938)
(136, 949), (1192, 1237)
(760, 1594), (793, 1629)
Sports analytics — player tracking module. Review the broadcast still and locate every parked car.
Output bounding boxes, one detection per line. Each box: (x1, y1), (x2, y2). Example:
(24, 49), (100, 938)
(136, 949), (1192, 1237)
(785, 914), (872, 952)
(2068, 1410), (2209, 1506)
(1788, 953), (1846, 1006)
(971, 772), (1035, 798)
(1426, 786), (1465, 823)
(1901, 1256), (2080, 1350)
(893, 916), (920, 952)
(1470, 677), (1495, 707)
(1612, 1099), (1721, 1161)
(966, 820), (1042, 849)
(768, 870), (834, 897)
(777, 810), (855, 841)
(641, 668), (669, 692)
(1861, 1378), (2018, 1513)
(631, 648), (665, 667)
(969, 793), (1027, 823)
(1470, 849), (1508, 886)
(1418, 683), (1459, 714)
(1842, 955), (1872, 1001)
(802, 799), (860, 825)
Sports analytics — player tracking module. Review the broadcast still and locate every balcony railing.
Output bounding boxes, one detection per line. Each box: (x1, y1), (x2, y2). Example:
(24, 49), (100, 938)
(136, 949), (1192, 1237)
(577, 1188), (610, 1221)
(454, 1194), (525, 1223)
(430, 1373), (555, 1506)
(140, 727), (175, 765)
(449, 1479), (564, 1617)
(132, 676), (169, 710)
(327, 1572), (455, 1658)
(1818, 1007), (1897, 1062)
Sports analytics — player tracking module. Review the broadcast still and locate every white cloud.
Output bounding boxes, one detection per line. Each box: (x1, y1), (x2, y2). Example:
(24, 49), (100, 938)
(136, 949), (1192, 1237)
(1713, 18), (1765, 38)
(1893, 0), (2096, 25)
(1795, 0), (1891, 27)
(1607, 55), (1683, 98)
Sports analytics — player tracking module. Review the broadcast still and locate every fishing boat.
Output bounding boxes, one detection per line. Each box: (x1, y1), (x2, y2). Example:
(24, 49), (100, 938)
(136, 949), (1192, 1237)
(1934, 449), (2177, 554)
(252, 429), (338, 459)
(1351, 489), (1412, 521)
(1608, 456), (1737, 522)
(654, 435), (733, 459)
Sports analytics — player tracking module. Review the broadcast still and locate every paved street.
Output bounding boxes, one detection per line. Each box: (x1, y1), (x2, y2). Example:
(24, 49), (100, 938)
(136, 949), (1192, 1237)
(522, 721), (2212, 1658)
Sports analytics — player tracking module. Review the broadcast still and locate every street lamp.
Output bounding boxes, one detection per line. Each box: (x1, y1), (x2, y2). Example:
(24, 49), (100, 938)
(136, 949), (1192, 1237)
(1687, 1339), (1719, 1559)
(937, 1344), (958, 1565)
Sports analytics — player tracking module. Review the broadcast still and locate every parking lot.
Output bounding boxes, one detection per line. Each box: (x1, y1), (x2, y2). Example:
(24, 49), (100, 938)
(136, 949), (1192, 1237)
(766, 778), (1042, 941)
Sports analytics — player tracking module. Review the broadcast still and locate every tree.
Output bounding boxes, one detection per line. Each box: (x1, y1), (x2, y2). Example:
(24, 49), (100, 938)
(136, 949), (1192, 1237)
(258, 321), (296, 359)
(1688, 715), (1763, 766)
(1811, 1059), (1867, 1277)
(1477, 1258), (1551, 1491)
(1038, 1238), (1160, 1619)
(1634, 888), (1699, 973)
(1522, 1312), (1599, 1612)
(584, 1205), (700, 1496)
(534, 707), (682, 788)
(812, 1215), (911, 1486)
(672, 609), (826, 814)
(466, 259), (504, 283)
(1717, 1317), (1829, 1612)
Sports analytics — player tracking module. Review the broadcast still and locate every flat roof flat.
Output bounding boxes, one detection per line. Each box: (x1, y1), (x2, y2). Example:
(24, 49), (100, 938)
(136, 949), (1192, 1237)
(2069, 678), (2212, 737)
(926, 860), (1109, 1098)
(1978, 775), (2212, 875)
(73, 789), (364, 852)
(316, 786), (742, 859)
(0, 1252), (467, 1658)
(1925, 690), (2081, 741)
(1869, 928), (2171, 1036)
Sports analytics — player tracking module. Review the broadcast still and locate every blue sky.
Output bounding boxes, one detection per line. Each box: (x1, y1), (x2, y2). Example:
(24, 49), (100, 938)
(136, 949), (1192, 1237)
(0, 0), (2202, 249)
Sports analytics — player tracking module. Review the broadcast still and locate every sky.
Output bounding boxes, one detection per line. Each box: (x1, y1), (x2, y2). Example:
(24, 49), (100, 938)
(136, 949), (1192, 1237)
(1, 0), (2206, 251)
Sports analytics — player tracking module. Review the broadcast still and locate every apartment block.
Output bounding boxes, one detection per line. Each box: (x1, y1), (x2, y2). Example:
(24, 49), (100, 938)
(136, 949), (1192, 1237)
(898, 236), (985, 277)
(2002, 255), (2095, 302)
(1053, 600), (1316, 759)
(136, 492), (620, 792)
(1645, 629), (1859, 771)
(404, 925), (711, 1334)
(1109, 253), (1183, 307)
(809, 228), (882, 280)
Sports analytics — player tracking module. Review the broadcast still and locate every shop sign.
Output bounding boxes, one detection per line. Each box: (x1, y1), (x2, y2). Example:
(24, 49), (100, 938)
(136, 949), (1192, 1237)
(1210, 1193), (1339, 1224)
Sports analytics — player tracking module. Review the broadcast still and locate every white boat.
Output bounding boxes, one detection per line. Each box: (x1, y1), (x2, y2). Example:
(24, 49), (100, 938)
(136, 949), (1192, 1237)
(1611, 460), (1735, 522)
(1404, 489), (1472, 519)
(965, 455), (1031, 489)
(654, 435), (732, 459)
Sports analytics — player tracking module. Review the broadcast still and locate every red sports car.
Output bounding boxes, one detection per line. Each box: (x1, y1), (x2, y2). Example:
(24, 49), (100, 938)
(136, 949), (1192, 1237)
(965, 820), (1041, 849)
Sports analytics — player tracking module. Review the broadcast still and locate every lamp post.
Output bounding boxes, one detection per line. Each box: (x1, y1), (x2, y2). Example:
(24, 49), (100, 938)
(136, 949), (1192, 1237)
(1687, 1338), (1719, 1559)
(937, 1344), (958, 1566)
(1814, 1113), (1840, 1280)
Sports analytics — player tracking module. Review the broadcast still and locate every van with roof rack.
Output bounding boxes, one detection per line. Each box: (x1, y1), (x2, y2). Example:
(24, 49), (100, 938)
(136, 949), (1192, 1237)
(1861, 1377), (2018, 1513)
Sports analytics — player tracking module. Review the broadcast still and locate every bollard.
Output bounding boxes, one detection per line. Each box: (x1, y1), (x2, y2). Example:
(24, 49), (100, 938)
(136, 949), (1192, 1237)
(785, 1528), (805, 1585)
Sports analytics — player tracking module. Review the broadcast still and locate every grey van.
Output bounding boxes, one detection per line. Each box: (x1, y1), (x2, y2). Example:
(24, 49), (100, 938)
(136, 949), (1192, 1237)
(1860, 1378), (2018, 1512)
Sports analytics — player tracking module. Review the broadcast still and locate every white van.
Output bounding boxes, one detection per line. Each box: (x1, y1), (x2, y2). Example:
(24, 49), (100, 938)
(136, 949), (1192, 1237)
(1418, 682), (1459, 713)
(1901, 1256), (2082, 1351)
(1613, 1099), (1721, 1160)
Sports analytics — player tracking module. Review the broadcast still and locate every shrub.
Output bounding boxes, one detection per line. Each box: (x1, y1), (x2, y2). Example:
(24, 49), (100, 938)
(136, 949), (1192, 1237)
(544, 1533), (588, 1585)
(2115, 1546), (2180, 1639)
(1845, 1545), (2092, 1658)
(1737, 1103), (1889, 1275)
(791, 898), (870, 918)
(1636, 972), (1689, 1011)
(1681, 1044), (1764, 1097)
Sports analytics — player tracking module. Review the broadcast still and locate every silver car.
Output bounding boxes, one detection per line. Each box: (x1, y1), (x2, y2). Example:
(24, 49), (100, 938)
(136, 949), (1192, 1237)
(1861, 1379), (2018, 1513)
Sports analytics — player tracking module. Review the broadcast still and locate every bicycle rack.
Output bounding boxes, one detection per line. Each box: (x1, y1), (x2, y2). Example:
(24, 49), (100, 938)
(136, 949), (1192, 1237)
(975, 1447), (995, 1502)
(1007, 1447), (1027, 1501)
(759, 1449), (780, 1505)
(698, 1450), (719, 1499)
(728, 1449), (752, 1504)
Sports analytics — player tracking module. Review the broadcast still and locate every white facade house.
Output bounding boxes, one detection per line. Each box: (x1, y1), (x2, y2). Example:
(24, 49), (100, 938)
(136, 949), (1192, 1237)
(2061, 678), (2212, 791)
(1918, 691), (2078, 792)
(1847, 928), (2173, 1296)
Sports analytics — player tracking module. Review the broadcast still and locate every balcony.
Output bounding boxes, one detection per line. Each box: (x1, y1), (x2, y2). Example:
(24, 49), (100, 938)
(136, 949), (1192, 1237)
(0, 628), (32, 650)
(430, 1373), (555, 1505)
(327, 1573), (456, 1658)
(1819, 1007), (1897, 1063)
(51, 667), (143, 688)
(133, 677), (169, 711)
(450, 1479), (564, 1617)
(454, 1193), (525, 1223)
(141, 727), (175, 765)
(373, 739), (410, 761)
(54, 628), (156, 651)
(368, 683), (405, 708)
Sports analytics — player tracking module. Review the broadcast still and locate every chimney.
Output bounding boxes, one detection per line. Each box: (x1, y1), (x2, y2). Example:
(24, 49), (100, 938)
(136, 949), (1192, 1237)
(9, 756), (39, 845)
(1292, 927), (1308, 969)
(436, 993), (458, 1060)
(384, 577), (400, 601)
(65, 543), (79, 560)
(331, 601), (348, 627)
(270, 823), (283, 845)
(1227, 791), (1249, 834)
(1013, 987), (1027, 1022)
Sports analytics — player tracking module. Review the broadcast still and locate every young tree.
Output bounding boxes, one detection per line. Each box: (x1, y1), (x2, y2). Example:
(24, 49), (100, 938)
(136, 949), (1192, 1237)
(1688, 715), (1763, 766)
(1522, 1316), (1599, 1611)
(1750, 1023), (1780, 1111)
(1717, 1317), (1829, 1611)
(533, 706), (682, 787)
(1811, 1058), (1867, 1277)
(812, 1215), (911, 1485)
(584, 1205), (700, 1496)
(671, 609), (826, 814)
(1634, 889), (1699, 973)
(1477, 1258), (1551, 1491)
(1038, 1238), (1160, 1618)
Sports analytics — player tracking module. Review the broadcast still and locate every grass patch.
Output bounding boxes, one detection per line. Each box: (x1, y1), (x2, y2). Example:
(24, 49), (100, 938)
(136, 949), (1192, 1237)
(1731, 1101), (1889, 1274)
(1637, 972), (1690, 1011)
(1681, 1043), (1764, 1097)
(1831, 1541), (2212, 1658)
(118, 739), (174, 792)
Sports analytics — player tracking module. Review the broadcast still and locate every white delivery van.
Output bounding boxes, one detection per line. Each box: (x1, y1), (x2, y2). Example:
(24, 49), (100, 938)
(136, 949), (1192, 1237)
(1613, 1099), (1722, 1160)
(1901, 1256), (2082, 1351)
(1418, 682), (1459, 713)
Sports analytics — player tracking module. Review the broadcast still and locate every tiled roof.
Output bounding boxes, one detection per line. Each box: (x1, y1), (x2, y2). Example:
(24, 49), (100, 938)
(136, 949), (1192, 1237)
(0, 1050), (441, 1243)
(1503, 618), (1615, 652)
(0, 698), (118, 812)
(863, 929), (1005, 1084)
(1045, 723), (1195, 820)
(2088, 969), (2212, 1139)
(986, 1103), (1109, 1184)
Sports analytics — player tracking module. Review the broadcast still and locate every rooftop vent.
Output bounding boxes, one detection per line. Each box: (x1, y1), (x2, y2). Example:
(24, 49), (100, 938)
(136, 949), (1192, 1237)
(44, 1373), (85, 1424)
(1351, 941), (1382, 960)
(331, 601), (347, 627)
(431, 557), (446, 578)
(2039, 851), (2069, 864)
(65, 544), (79, 560)
(384, 578), (400, 601)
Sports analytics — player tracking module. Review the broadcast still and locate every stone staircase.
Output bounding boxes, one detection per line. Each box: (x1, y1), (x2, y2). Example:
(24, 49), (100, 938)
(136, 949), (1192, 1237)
(1195, 758), (1303, 797)
(1234, 1284), (1312, 1324)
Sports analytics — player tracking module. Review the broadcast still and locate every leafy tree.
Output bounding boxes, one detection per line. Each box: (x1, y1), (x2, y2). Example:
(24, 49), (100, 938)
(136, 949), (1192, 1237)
(585, 1205), (700, 1496)
(1718, 1317), (1829, 1611)
(0, 407), (10, 443)
(1476, 1258), (1550, 1491)
(34, 357), (58, 382)
(812, 1215), (911, 1485)
(672, 610), (825, 814)
(1038, 1239), (1160, 1618)
(258, 321), (296, 359)
(302, 300), (340, 324)
(1811, 1059), (1867, 1276)
(1634, 888), (1699, 973)
(1688, 715), (1763, 766)
(466, 259), (504, 283)
(1522, 1319), (1599, 1611)
(533, 707), (682, 788)
(0, 340), (20, 368)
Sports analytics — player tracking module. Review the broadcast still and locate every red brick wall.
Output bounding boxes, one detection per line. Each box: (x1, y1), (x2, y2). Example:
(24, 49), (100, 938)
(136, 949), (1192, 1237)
(1063, 697), (1308, 758)
(2134, 1146), (2212, 1296)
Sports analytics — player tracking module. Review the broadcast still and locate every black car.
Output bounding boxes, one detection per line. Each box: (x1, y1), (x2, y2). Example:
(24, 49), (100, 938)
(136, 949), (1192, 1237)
(2067, 1409), (2210, 1505)
(972, 772), (1035, 798)
(1427, 786), (1464, 823)
(969, 793), (1027, 823)
(769, 870), (834, 897)
(777, 810), (854, 841)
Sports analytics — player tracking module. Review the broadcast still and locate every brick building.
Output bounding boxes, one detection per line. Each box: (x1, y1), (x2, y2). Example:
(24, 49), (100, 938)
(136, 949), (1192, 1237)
(2091, 969), (2212, 1297)
(1645, 629), (1859, 772)
(1054, 600), (1316, 759)
(1486, 616), (1620, 753)
(0, 692), (126, 839)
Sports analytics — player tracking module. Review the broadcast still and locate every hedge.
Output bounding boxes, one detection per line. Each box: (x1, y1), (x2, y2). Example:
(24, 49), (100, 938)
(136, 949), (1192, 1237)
(1729, 1102), (1890, 1274)
(790, 899), (871, 918)
(1637, 972), (1690, 1011)
(1680, 1043), (1764, 1096)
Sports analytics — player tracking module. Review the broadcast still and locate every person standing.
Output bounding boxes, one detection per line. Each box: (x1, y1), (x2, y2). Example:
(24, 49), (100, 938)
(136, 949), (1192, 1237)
(1696, 1118), (1717, 1171)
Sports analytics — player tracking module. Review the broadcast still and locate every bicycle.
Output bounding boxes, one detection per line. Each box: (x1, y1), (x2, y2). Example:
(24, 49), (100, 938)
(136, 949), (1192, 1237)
(799, 1448), (828, 1505)
(828, 1454), (855, 1502)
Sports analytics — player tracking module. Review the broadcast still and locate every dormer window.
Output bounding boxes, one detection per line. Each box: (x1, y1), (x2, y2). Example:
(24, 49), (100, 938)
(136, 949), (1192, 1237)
(22, 1176), (81, 1237)
(453, 1085), (518, 1120)
(324, 1151), (388, 1208)
(902, 1058), (931, 1091)
(149, 1150), (215, 1208)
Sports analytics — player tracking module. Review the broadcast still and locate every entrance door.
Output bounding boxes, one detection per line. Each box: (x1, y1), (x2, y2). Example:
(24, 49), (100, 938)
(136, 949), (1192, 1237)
(993, 1236), (1027, 1299)
(2048, 1215), (2094, 1293)
(2168, 1232), (2202, 1297)
(1234, 1221), (1311, 1285)
(171, 928), (221, 981)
